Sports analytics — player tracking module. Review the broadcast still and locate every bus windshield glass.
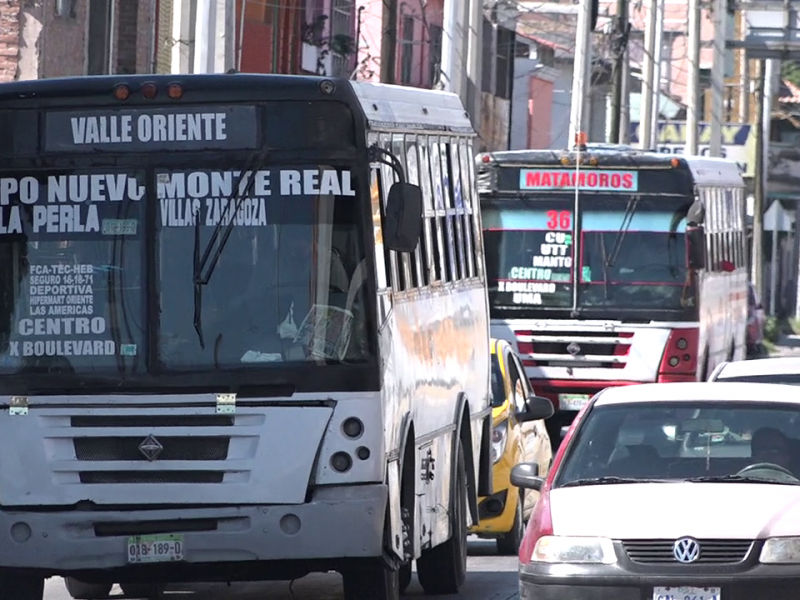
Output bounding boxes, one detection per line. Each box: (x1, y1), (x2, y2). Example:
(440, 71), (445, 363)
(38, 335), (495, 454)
(483, 197), (574, 310)
(578, 195), (691, 310)
(0, 102), (372, 379)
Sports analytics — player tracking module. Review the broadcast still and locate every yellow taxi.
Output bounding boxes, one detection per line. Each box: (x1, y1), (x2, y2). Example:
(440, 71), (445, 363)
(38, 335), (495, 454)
(470, 338), (554, 554)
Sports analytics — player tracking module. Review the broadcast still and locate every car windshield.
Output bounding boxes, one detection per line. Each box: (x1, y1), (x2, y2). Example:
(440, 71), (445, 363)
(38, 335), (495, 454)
(0, 165), (371, 378)
(555, 401), (800, 486)
(578, 195), (692, 310)
(490, 353), (506, 408)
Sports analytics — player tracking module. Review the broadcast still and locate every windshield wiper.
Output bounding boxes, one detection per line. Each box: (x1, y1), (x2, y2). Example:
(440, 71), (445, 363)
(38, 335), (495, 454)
(559, 476), (665, 488)
(686, 475), (800, 485)
(192, 151), (268, 348)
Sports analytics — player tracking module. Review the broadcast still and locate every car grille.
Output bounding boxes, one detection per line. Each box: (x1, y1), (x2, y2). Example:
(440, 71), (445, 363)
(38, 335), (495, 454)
(621, 539), (754, 564)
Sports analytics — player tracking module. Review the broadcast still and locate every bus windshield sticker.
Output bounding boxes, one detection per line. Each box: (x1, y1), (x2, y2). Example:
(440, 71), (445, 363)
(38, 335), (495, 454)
(519, 169), (639, 192)
(157, 169), (356, 228)
(0, 172), (145, 237)
(44, 106), (259, 153)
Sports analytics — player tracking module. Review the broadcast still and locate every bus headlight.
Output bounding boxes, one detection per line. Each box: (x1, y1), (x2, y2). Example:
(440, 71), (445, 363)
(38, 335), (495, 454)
(491, 420), (508, 464)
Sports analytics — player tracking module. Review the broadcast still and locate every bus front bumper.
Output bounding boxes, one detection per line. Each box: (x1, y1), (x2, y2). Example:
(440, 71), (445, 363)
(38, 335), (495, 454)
(0, 485), (387, 573)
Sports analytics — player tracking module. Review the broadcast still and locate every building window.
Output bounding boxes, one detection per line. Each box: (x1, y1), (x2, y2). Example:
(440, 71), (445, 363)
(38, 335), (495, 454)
(495, 26), (515, 99)
(330, 0), (355, 77)
(428, 24), (442, 87)
(400, 16), (415, 85)
(87, 0), (113, 75)
(481, 18), (493, 93)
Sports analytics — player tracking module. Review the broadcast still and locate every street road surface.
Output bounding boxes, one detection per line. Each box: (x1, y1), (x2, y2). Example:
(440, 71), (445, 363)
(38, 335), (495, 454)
(43, 538), (519, 600)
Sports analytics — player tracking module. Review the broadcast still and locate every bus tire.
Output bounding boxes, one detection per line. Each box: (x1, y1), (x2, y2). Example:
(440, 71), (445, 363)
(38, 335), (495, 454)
(64, 578), (112, 599)
(0, 571), (44, 600)
(496, 490), (524, 556)
(342, 558), (400, 600)
(416, 441), (468, 595)
(399, 562), (412, 594)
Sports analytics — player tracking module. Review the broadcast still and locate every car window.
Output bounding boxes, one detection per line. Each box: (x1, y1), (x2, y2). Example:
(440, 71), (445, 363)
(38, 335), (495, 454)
(490, 354), (506, 408)
(716, 374), (800, 386)
(555, 401), (800, 486)
(506, 351), (528, 414)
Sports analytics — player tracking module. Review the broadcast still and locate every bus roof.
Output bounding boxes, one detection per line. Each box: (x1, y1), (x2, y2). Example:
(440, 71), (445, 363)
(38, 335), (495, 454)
(348, 80), (474, 133)
(479, 146), (744, 188)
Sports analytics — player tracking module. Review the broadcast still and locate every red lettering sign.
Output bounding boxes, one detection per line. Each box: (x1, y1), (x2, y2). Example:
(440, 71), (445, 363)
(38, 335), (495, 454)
(546, 210), (571, 230)
(521, 169), (638, 191)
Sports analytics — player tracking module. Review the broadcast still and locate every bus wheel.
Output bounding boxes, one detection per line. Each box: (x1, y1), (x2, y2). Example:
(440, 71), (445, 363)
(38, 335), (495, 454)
(0, 571), (44, 600)
(342, 557), (400, 600)
(64, 578), (112, 599)
(399, 562), (412, 594)
(496, 491), (524, 556)
(120, 583), (165, 599)
(416, 441), (468, 594)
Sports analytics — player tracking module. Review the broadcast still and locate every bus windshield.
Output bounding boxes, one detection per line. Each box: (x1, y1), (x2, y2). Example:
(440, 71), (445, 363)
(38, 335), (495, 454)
(482, 194), (692, 313)
(0, 165), (371, 378)
(578, 195), (691, 310)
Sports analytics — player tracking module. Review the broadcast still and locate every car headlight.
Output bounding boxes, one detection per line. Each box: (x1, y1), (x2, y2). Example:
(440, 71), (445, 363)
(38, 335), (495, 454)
(760, 537), (800, 563)
(491, 420), (508, 464)
(532, 536), (617, 564)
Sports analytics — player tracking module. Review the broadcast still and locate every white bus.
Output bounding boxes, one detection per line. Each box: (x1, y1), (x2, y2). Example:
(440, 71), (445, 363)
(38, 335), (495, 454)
(0, 74), (538, 600)
(477, 145), (748, 446)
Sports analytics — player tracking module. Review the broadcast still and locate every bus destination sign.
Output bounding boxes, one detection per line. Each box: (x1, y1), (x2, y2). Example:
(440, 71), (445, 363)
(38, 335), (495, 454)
(519, 169), (639, 192)
(44, 105), (259, 153)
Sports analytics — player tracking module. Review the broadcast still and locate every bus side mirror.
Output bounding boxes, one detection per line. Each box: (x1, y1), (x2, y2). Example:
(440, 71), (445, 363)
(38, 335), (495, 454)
(385, 182), (423, 253)
(686, 225), (706, 271)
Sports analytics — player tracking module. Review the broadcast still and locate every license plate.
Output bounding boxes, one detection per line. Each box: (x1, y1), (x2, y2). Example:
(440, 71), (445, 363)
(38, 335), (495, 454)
(653, 586), (721, 600)
(127, 534), (184, 564)
(558, 393), (590, 411)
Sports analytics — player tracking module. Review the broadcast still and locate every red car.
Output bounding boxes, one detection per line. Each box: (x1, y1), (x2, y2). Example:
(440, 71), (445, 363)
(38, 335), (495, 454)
(747, 283), (767, 358)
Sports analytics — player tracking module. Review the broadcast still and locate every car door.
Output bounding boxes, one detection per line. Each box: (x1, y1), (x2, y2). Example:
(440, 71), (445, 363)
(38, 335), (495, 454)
(508, 350), (552, 514)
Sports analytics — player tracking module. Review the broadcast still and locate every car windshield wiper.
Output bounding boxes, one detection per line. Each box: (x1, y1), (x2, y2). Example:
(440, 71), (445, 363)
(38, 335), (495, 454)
(559, 476), (666, 488)
(192, 151), (268, 348)
(685, 475), (800, 485)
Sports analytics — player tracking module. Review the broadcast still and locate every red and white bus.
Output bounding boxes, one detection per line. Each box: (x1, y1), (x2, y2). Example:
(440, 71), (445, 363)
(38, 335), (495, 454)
(477, 144), (749, 447)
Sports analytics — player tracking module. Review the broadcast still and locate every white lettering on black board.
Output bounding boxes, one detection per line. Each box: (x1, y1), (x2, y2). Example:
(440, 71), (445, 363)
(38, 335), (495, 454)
(45, 106), (258, 153)
(0, 173), (143, 236)
(157, 169), (356, 228)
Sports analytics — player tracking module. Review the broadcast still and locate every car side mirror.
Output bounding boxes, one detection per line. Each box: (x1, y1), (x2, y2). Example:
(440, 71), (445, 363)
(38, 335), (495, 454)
(686, 224), (706, 271)
(384, 182), (423, 253)
(515, 394), (554, 423)
(510, 462), (544, 491)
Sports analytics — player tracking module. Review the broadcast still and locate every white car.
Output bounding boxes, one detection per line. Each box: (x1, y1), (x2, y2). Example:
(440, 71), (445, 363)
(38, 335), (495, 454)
(511, 381), (800, 600)
(709, 356), (800, 385)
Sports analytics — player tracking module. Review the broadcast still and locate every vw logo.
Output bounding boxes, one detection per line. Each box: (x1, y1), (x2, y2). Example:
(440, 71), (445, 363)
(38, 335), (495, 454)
(138, 434), (164, 462)
(673, 537), (700, 563)
(566, 342), (581, 356)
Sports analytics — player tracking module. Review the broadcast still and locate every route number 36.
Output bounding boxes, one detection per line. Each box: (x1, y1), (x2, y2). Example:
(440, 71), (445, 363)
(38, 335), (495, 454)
(546, 210), (571, 230)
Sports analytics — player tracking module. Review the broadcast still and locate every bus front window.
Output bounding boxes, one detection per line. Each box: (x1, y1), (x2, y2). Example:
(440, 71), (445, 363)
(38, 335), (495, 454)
(578, 196), (691, 310)
(157, 165), (372, 369)
(482, 197), (575, 312)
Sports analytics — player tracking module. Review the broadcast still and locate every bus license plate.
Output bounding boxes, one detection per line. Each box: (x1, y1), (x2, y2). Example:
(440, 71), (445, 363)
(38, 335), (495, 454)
(558, 393), (590, 411)
(653, 586), (720, 600)
(127, 534), (184, 564)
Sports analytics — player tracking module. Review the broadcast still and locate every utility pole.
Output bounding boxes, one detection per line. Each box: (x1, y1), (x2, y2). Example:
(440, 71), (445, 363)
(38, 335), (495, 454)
(737, 12), (750, 122)
(609, 0), (630, 143)
(620, 47), (631, 142)
(685, 0), (701, 154)
(465, 0), (483, 129)
(639, 0), (658, 149)
(569, 0), (594, 145)
(439, 0), (460, 91)
(708, 0), (726, 155)
(650, 0), (665, 142)
(380, 0), (398, 83)
(753, 59), (766, 300)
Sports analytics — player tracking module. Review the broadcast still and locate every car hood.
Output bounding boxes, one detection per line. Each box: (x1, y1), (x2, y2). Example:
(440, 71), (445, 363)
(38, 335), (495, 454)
(550, 482), (800, 538)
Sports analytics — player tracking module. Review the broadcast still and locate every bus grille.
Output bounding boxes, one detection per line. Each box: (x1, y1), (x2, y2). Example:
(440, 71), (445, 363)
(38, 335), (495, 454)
(515, 330), (634, 369)
(621, 539), (753, 564)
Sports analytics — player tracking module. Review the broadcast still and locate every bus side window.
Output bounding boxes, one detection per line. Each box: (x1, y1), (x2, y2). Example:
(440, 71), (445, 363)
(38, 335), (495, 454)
(448, 140), (468, 280)
(429, 137), (450, 284)
(367, 133), (391, 292)
(392, 133), (414, 291)
(458, 139), (477, 279)
(417, 136), (440, 284)
(437, 138), (459, 282)
(377, 133), (403, 291)
(405, 136), (429, 288)
(465, 140), (484, 280)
